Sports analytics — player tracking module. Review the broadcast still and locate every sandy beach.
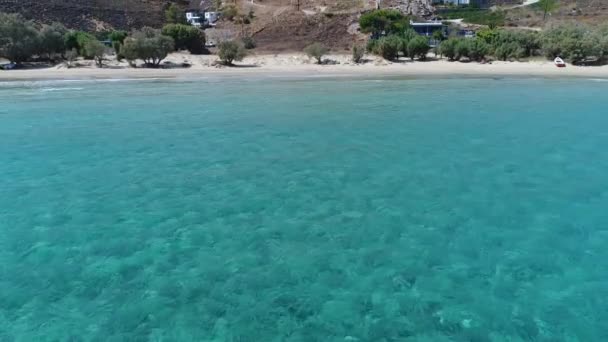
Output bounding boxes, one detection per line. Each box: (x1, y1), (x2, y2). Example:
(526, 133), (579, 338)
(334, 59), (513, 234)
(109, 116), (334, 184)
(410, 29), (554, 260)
(2, 52), (608, 81)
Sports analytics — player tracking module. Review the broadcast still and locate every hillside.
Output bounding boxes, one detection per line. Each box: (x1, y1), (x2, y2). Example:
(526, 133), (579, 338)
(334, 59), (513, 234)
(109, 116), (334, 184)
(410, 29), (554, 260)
(0, 0), (173, 30)
(506, 0), (608, 27)
(1, 0), (608, 51)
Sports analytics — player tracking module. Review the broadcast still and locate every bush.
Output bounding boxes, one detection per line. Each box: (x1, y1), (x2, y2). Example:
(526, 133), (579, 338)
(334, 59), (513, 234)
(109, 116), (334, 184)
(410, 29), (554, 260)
(455, 39), (471, 60)
(84, 39), (106, 67)
(366, 39), (378, 53)
(359, 9), (409, 38)
(407, 36), (431, 60)
(162, 24), (206, 54)
(217, 40), (247, 65)
(38, 22), (68, 60)
(304, 43), (328, 64)
(541, 24), (598, 64)
(398, 29), (417, 57)
(352, 45), (365, 63)
(495, 42), (523, 61)
(374, 35), (402, 61)
(242, 36), (256, 49)
(468, 39), (490, 61)
(0, 13), (39, 64)
(439, 38), (460, 61)
(121, 27), (175, 67)
(64, 31), (97, 57)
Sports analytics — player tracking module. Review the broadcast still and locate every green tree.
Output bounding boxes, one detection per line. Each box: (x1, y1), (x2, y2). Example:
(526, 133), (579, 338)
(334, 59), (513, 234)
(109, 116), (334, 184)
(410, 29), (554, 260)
(541, 24), (595, 64)
(84, 39), (106, 67)
(439, 38), (460, 61)
(373, 35), (402, 61)
(38, 22), (68, 60)
(398, 29), (417, 57)
(468, 38), (490, 61)
(64, 31), (96, 57)
(359, 9), (409, 38)
(304, 43), (329, 64)
(407, 36), (431, 60)
(217, 40), (247, 65)
(0, 13), (39, 64)
(161, 24), (206, 54)
(165, 4), (187, 24)
(455, 39), (471, 60)
(108, 30), (128, 58)
(122, 27), (175, 67)
(538, 0), (558, 21)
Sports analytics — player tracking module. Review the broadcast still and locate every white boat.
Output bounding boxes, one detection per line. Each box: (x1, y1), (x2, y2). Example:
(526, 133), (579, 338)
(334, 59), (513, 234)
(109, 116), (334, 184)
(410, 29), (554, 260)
(554, 57), (566, 68)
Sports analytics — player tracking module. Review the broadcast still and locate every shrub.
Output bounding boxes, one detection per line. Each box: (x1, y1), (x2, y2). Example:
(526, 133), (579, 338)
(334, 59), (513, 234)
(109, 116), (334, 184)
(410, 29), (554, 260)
(407, 36), (431, 60)
(38, 22), (68, 60)
(304, 43), (328, 64)
(217, 40), (247, 65)
(242, 36), (256, 49)
(398, 29), (417, 57)
(374, 35), (402, 61)
(161, 24), (206, 54)
(352, 45), (365, 63)
(366, 39), (378, 53)
(455, 39), (471, 60)
(121, 27), (175, 67)
(495, 42), (522, 61)
(0, 13), (39, 64)
(468, 38), (490, 61)
(84, 39), (106, 67)
(359, 9), (409, 38)
(120, 39), (138, 67)
(541, 24), (598, 64)
(439, 38), (460, 61)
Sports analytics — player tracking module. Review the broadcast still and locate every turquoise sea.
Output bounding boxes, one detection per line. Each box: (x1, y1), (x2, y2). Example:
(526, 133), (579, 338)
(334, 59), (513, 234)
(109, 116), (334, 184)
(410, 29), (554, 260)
(1, 77), (608, 341)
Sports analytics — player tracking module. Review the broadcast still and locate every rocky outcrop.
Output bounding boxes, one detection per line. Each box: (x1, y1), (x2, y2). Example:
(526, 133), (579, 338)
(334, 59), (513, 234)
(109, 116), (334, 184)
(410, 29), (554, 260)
(383, 0), (434, 17)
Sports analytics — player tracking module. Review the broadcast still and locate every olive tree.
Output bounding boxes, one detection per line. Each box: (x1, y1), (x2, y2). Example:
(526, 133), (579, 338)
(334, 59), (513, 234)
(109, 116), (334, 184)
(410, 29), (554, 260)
(38, 22), (68, 60)
(84, 39), (106, 67)
(0, 13), (39, 64)
(217, 40), (247, 65)
(304, 43), (328, 64)
(161, 24), (206, 54)
(121, 27), (175, 67)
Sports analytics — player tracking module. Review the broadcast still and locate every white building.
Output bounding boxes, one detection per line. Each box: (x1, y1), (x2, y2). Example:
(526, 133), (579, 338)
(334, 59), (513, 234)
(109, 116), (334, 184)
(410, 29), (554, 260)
(186, 11), (204, 27)
(205, 12), (219, 25)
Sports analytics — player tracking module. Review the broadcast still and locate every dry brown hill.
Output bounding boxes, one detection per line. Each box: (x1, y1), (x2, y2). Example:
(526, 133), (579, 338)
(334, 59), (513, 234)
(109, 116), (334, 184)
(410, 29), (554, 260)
(0, 0), (177, 30)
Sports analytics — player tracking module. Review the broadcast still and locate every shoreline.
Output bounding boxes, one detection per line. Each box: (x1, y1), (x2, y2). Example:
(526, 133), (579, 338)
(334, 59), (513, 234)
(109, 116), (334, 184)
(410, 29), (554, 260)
(3, 54), (608, 82)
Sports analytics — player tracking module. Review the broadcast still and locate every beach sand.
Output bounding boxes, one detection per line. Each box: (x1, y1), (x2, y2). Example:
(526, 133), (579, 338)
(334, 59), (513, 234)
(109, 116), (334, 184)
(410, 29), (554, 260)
(2, 52), (608, 81)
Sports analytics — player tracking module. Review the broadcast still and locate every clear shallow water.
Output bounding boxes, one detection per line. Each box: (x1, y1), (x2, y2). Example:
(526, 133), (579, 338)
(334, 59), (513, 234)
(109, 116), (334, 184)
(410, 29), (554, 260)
(1, 77), (608, 341)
